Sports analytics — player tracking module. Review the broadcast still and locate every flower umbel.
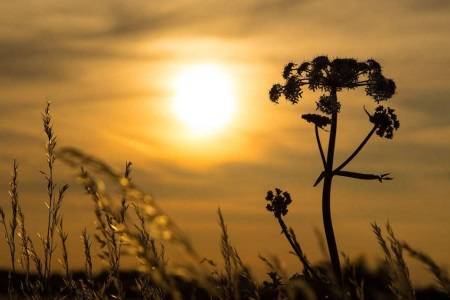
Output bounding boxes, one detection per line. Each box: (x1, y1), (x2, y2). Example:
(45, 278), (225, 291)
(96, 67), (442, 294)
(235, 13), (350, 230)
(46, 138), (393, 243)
(368, 105), (400, 139)
(265, 188), (292, 218)
(283, 62), (296, 79)
(269, 57), (396, 106)
(301, 114), (331, 129)
(269, 84), (283, 103)
(316, 95), (341, 114)
(284, 76), (303, 104)
(366, 72), (396, 103)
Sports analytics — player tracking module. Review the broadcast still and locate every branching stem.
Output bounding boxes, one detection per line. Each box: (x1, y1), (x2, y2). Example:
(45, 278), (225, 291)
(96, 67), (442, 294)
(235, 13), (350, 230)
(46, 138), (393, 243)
(315, 125), (326, 168)
(334, 125), (377, 173)
(313, 125), (377, 187)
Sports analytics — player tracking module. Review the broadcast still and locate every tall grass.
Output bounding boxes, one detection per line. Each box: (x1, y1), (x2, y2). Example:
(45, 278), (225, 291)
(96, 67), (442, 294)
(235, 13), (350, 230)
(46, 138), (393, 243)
(0, 160), (19, 273)
(372, 223), (415, 300)
(0, 102), (448, 300)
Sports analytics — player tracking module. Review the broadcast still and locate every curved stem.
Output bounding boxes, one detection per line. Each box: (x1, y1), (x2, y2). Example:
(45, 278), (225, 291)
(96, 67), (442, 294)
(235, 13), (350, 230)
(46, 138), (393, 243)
(315, 125), (326, 168)
(334, 126), (377, 173)
(322, 89), (342, 283)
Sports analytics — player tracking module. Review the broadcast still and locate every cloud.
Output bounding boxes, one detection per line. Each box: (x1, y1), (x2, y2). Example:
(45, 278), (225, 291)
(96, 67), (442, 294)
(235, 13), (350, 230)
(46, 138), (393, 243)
(0, 0), (450, 276)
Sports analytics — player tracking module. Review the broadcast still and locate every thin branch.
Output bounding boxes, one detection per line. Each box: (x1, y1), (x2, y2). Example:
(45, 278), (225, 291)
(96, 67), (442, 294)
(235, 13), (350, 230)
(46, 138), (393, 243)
(313, 124), (378, 187)
(276, 216), (319, 280)
(315, 125), (327, 168)
(334, 125), (377, 173)
(313, 172), (325, 187)
(335, 170), (392, 182)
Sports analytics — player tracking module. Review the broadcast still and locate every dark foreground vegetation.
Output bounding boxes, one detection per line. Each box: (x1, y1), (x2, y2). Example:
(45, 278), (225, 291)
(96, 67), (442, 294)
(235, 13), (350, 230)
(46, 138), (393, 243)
(0, 57), (449, 299)
(0, 266), (448, 300)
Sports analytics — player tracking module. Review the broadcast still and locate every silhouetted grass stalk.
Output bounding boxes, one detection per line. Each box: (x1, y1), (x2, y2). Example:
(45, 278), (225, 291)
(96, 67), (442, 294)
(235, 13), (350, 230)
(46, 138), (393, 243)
(218, 208), (258, 300)
(402, 242), (450, 295)
(58, 218), (71, 281)
(58, 148), (212, 288)
(17, 207), (31, 280)
(64, 159), (194, 299)
(81, 228), (93, 282)
(0, 160), (20, 273)
(41, 102), (69, 284)
(372, 223), (415, 300)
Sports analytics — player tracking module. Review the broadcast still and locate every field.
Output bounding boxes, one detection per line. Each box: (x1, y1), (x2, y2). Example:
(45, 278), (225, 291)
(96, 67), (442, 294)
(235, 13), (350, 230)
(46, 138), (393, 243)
(0, 101), (448, 300)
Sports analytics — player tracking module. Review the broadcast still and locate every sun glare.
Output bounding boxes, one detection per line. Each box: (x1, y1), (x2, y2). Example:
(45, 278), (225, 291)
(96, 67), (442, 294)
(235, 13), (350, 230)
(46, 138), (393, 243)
(171, 64), (237, 136)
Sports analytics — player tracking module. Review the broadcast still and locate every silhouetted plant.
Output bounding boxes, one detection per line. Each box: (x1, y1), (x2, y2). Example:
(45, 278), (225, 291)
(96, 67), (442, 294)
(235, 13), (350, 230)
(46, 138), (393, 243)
(81, 228), (93, 283)
(402, 242), (450, 296)
(1, 101), (449, 300)
(41, 102), (69, 286)
(0, 160), (20, 297)
(372, 223), (415, 300)
(217, 208), (258, 300)
(0, 160), (20, 274)
(269, 56), (399, 283)
(265, 189), (319, 281)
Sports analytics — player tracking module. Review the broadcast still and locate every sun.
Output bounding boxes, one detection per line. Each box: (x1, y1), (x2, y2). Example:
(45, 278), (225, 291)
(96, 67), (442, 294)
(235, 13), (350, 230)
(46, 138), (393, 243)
(171, 64), (237, 136)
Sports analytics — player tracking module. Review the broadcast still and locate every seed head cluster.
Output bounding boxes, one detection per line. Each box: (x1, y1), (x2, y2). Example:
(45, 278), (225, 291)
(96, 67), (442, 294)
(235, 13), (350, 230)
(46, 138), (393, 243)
(301, 114), (331, 129)
(265, 188), (292, 218)
(369, 106), (400, 139)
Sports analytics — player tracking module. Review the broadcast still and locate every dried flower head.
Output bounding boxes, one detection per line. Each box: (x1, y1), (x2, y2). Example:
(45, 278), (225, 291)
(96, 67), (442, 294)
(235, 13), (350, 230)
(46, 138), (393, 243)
(283, 62), (296, 79)
(265, 188), (292, 217)
(312, 55), (330, 70)
(367, 59), (381, 72)
(269, 57), (396, 106)
(316, 95), (341, 114)
(329, 58), (360, 88)
(301, 114), (331, 129)
(368, 106), (400, 139)
(269, 84), (283, 103)
(297, 62), (310, 75)
(366, 72), (396, 102)
(283, 76), (303, 104)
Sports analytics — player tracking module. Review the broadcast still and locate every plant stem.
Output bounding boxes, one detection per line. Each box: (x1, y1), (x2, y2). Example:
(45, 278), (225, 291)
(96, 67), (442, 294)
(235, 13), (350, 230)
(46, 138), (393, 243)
(314, 125), (377, 187)
(322, 89), (342, 283)
(276, 216), (316, 279)
(315, 125), (327, 168)
(335, 170), (392, 182)
(334, 125), (377, 173)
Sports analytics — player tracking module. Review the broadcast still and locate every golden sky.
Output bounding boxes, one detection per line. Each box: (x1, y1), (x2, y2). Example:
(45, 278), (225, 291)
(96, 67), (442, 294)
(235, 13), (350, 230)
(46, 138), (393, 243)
(0, 0), (449, 283)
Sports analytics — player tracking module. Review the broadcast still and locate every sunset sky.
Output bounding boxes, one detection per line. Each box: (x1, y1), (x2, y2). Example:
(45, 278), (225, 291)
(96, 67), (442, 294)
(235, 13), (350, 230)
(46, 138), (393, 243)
(0, 0), (449, 283)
